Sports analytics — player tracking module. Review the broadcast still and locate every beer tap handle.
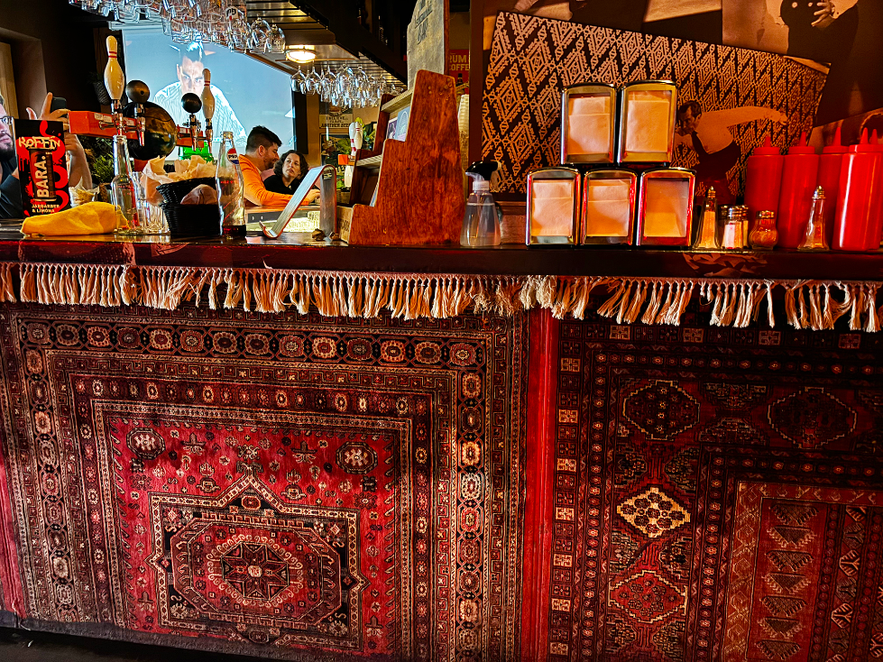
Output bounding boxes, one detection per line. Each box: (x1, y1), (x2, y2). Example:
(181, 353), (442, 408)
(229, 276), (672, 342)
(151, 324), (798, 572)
(181, 93), (203, 148)
(125, 80), (150, 146)
(104, 36), (126, 119)
(201, 68), (215, 146)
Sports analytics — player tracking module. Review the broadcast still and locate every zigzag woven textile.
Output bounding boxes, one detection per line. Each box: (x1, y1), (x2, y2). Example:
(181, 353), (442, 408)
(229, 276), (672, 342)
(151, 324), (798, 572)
(482, 12), (827, 194)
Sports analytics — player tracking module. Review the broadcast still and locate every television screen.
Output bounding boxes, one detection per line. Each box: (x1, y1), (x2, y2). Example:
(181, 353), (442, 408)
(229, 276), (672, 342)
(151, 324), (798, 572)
(122, 27), (294, 154)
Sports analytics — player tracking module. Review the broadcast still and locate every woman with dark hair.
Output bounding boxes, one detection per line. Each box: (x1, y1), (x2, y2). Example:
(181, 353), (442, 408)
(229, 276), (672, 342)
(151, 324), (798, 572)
(264, 150), (309, 195)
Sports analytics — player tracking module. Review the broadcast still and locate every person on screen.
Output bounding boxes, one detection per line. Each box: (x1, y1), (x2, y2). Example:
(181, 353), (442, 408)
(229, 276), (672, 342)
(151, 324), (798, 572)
(674, 100), (787, 203)
(0, 92), (92, 219)
(152, 42), (247, 146)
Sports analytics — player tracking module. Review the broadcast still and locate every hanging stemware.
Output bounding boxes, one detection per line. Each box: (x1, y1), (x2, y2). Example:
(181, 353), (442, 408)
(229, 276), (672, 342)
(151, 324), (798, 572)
(267, 24), (286, 52)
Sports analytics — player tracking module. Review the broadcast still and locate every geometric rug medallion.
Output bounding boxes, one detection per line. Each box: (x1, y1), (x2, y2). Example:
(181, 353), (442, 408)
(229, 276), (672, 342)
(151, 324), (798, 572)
(0, 304), (528, 660)
(539, 315), (883, 661)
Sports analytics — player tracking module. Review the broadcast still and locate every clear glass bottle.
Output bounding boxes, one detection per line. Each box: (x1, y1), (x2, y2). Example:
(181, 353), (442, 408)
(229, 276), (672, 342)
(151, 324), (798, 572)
(737, 205), (750, 248)
(461, 180), (500, 247)
(216, 131), (246, 238)
(693, 186), (719, 250)
(461, 162), (501, 247)
(111, 133), (141, 235)
(798, 186), (830, 251)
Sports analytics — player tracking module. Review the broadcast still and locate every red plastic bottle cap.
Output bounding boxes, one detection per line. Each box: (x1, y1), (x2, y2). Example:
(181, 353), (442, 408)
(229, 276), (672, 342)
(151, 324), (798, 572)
(866, 129), (883, 152)
(752, 134), (782, 156)
(787, 131), (816, 155)
(822, 126), (848, 154)
(848, 128), (880, 153)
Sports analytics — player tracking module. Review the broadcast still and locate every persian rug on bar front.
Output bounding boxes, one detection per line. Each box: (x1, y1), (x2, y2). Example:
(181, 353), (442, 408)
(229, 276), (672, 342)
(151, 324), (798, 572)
(0, 303), (528, 661)
(527, 311), (883, 661)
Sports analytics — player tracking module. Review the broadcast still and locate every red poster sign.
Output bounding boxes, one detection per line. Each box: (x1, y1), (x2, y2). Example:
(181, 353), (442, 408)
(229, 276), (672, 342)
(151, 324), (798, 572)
(447, 49), (469, 92)
(15, 118), (70, 217)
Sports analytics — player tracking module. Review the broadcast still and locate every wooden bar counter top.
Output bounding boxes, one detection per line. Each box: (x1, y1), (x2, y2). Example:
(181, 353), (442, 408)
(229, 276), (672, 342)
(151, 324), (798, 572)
(1, 229), (882, 280)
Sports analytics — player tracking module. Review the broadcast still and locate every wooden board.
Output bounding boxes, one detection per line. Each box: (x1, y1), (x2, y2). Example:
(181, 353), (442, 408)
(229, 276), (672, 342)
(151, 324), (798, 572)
(0, 42), (18, 118)
(406, 0), (448, 88)
(348, 70), (464, 246)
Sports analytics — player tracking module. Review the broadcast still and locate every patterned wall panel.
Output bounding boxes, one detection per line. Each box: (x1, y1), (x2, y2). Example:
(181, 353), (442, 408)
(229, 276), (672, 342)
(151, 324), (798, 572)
(482, 12), (827, 194)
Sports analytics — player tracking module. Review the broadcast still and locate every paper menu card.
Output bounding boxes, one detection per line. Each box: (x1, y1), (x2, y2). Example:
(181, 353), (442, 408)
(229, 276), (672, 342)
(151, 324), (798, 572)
(584, 178), (631, 237)
(642, 179), (690, 237)
(530, 179), (575, 237)
(565, 95), (611, 156)
(624, 90), (672, 155)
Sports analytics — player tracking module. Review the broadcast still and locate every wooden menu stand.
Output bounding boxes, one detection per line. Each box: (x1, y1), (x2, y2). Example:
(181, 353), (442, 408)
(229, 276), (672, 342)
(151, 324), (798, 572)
(343, 69), (464, 245)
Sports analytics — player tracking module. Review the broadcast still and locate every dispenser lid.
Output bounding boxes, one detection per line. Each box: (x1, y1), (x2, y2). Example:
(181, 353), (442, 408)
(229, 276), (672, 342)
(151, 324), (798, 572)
(466, 161), (499, 182)
(822, 126), (848, 154)
(752, 134), (781, 156)
(848, 129), (881, 153)
(787, 131), (815, 155)
(865, 129), (883, 152)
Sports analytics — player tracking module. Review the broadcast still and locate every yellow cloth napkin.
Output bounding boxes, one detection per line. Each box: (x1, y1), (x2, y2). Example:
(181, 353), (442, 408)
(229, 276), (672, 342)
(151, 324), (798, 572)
(21, 202), (119, 236)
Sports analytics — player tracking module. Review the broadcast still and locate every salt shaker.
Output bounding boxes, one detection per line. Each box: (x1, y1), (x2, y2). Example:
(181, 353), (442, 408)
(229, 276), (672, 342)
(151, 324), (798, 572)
(798, 186), (830, 251)
(722, 207), (744, 249)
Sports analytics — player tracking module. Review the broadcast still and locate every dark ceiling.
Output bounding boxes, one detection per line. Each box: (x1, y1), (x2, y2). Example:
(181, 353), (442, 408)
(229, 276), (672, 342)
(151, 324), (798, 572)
(245, 0), (422, 81)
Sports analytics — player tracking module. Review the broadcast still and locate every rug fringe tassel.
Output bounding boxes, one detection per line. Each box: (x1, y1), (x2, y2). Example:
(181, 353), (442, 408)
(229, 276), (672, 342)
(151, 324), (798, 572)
(0, 263), (15, 303)
(641, 282), (663, 325)
(597, 280), (627, 319)
(137, 266), (194, 310)
(4, 262), (883, 333)
(864, 283), (879, 333)
(19, 263), (131, 307)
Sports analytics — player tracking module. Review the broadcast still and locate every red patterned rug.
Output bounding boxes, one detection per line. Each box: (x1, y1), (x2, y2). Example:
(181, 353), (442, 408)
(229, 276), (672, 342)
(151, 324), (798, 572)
(0, 305), (528, 660)
(527, 312), (883, 661)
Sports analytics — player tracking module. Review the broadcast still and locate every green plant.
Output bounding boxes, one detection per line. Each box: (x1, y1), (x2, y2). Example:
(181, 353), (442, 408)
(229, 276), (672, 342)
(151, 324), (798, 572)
(79, 135), (115, 184)
(91, 154), (114, 184)
(362, 122), (376, 151)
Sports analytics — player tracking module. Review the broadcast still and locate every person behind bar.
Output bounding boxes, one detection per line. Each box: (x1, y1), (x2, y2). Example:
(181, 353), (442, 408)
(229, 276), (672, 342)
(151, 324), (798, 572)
(0, 92), (92, 219)
(240, 126), (296, 208)
(674, 100), (787, 203)
(263, 151), (304, 192)
(264, 150), (320, 205)
(153, 42), (247, 147)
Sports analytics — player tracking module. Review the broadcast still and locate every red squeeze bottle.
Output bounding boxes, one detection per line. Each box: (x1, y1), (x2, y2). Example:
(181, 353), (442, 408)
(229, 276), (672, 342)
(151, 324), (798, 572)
(777, 132), (820, 249)
(870, 130), (883, 247)
(817, 127), (848, 247)
(833, 129), (883, 252)
(744, 134), (784, 230)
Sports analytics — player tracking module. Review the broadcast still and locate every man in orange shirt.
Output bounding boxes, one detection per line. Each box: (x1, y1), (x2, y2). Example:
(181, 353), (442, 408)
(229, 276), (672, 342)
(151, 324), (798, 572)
(240, 126), (292, 208)
(240, 126), (320, 208)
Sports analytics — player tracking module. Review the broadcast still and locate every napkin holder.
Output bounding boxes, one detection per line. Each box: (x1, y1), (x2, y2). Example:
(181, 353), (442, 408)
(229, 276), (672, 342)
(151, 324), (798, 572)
(561, 83), (617, 164)
(616, 80), (677, 164)
(526, 167), (581, 245)
(636, 167), (695, 246)
(581, 169), (637, 245)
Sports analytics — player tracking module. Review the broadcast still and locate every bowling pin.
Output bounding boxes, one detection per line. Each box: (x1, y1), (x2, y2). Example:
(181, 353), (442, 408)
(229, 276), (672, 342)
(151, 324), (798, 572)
(104, 35), (125, 107)
(201, 68), (215, 124)
(201, 68), (215, 146)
